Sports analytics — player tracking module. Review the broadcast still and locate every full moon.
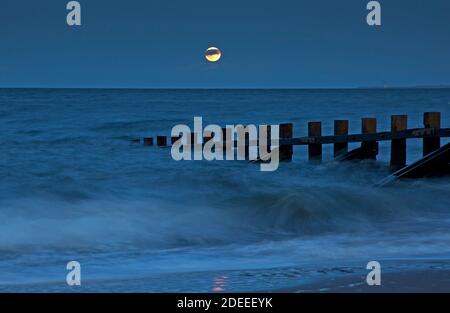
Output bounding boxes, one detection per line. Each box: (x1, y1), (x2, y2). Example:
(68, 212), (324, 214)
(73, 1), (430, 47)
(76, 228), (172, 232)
(205, 47), (222, 62)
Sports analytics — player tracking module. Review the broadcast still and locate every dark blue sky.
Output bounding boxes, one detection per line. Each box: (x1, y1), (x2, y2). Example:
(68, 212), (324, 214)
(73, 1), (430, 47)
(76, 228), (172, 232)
(0, 0), (449, 88)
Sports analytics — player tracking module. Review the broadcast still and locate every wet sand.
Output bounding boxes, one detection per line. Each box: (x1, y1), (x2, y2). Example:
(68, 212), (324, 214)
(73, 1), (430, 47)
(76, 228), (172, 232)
(280, 269), (450, 293)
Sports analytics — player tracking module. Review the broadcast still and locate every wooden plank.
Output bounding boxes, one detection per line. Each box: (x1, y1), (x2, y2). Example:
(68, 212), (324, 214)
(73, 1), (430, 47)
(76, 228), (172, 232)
(336, 146), (364, 161)
(333, 120), (348, 158)
(279, 128), (450, 146)
(376, 143), (450, 186)
(308, 121), (322, 161)
(423, 112), (441, 156)
(390, 115), (407, 170)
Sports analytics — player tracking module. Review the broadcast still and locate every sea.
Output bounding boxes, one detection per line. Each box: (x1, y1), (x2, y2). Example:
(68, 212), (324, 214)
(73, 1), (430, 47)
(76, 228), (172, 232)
(0, 88), (449, 292)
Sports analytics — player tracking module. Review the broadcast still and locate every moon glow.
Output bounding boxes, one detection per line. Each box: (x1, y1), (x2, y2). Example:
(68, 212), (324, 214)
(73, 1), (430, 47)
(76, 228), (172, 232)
(205, 47), (222, 62)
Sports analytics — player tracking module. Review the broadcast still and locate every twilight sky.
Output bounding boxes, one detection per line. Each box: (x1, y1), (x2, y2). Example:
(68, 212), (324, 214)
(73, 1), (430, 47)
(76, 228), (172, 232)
(0, 0), (449, 88)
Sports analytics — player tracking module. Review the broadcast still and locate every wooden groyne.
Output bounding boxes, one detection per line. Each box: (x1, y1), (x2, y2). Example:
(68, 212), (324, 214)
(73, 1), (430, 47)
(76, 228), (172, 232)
(136, 112), (450, 178)
(376, 143), (450, 186)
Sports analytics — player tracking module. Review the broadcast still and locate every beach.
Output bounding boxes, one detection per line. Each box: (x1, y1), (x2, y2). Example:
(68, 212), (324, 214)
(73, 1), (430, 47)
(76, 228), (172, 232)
(1, 88), (449, 292)
(288, 269), (450, 293)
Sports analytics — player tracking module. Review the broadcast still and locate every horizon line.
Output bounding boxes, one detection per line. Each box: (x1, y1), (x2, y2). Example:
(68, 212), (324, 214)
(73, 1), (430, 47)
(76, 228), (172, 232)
(1, 85), (450, 91)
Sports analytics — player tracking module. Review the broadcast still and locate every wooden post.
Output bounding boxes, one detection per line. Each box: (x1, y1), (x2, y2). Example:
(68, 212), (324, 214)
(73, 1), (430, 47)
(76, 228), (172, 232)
(222, 127), (235, 160)
(308, 122), (322, 161)
(390, 115), (407, 170)
(143, 137), (153, 146)
(423, 112), (441, 156)
(203, 132), (214, 153)
(257, 125), (272, 161)
(222, 127), (227, 151)
(190, 133), (198, 145)
(361, 118), (377, 159)
(171, 136), (181, 145)
(279, 123), (293, 161)
(157, 136), (167, 147)
(245, 132), (250, 160)
(203, 135), (213, 144)
(333, 120), (348, 158)
(266, 125), (271, 153)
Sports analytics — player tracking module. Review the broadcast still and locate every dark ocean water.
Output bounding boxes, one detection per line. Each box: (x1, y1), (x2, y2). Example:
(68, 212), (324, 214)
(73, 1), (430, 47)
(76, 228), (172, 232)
(0, 88), (449, 292)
